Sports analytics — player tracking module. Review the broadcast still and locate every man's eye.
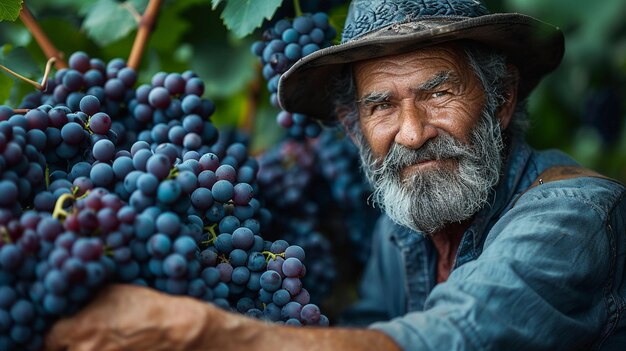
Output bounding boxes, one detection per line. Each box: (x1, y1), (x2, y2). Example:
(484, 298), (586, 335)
(373, 103), (392, 111)
(431, 91), (448, 98)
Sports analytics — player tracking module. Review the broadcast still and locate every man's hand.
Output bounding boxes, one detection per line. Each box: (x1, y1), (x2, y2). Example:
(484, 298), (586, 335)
(43, 284), (217, 351)
(43, 284), (401, 351)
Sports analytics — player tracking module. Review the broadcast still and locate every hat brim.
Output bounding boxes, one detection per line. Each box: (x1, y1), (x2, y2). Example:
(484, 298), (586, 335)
(278, 13), (564, 122)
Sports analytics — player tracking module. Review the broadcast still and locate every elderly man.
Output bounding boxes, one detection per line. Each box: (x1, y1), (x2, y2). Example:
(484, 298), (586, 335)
(45, 0), (626, 350)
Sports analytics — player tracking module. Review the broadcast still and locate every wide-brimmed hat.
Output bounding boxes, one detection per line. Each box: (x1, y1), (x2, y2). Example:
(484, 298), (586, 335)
(278, 0), (565, 122)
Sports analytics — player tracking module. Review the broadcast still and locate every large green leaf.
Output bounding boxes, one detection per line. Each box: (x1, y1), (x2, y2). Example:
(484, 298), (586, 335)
(220, 0), (282, 38)
(37, 18), (98, 60)
(82, 0), (147, 46)
(211, 0), (225, 10)
(0, 45), (40, 78)
(0, 69), (15, 104)
(177, 3), (257, 99)
(0, 44), (38, 107)
(0, 0), (22, 22)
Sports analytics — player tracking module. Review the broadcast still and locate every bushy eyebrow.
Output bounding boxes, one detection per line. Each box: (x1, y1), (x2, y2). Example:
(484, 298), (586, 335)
(356, 71), (460, 105)
(356, 91), (391, 106)
(414, 71), (459, 92)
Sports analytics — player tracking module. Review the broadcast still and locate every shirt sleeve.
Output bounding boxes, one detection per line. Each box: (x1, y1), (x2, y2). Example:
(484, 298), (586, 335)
(370, 184), (615, 350)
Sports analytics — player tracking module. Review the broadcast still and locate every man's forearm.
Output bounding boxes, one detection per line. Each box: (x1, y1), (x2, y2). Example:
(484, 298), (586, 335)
(201, 307), (401, 351)
(44, 285), (402, 351)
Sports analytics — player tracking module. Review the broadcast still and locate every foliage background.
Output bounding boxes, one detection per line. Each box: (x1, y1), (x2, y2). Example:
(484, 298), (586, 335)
(1, 0), (625, 182)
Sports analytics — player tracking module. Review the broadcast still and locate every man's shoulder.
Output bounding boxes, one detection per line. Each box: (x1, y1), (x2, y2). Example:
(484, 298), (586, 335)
(515, 169), (625, 218)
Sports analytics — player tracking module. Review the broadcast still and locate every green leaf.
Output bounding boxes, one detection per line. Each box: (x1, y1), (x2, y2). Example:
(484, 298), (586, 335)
(0, 0), (23, 22)
(211, 0), (225, 10)
(220, 0), (283, 38)
(175, 3), (257, 98)
(0, 45), (41, 79)
(0, 68), (15, 104)
(190, 31), (257, 100)
(82, 0), (147, 46)
(37, 18), (98, 60)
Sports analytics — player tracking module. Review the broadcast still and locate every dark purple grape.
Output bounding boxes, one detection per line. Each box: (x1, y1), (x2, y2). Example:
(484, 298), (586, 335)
(300, 303), (321, 325)
(69, 51), (91, 73)
(92, 139), (115, 162)
(148, 87), (171, 109)
(88, 112), (112, 134)
(79, 95), (101, 116)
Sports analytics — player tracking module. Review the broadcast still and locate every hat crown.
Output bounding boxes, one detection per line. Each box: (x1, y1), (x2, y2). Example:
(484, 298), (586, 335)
(341, 0), (490, 43)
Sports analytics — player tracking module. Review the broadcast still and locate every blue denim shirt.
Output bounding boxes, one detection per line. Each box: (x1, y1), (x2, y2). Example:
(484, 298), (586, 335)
(347, 138), (626, 350)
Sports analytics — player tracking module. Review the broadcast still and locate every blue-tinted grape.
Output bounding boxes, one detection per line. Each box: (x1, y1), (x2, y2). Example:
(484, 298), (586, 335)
(92, 139), (115, 162)
(211, 180), (233, 203)
(79, 95), (101, 116)
(89, 112), (112, 134)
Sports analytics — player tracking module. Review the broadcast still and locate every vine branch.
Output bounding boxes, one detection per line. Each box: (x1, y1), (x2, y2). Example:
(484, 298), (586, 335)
(19, 5), (67, 69)
(128, 0), (164, 70)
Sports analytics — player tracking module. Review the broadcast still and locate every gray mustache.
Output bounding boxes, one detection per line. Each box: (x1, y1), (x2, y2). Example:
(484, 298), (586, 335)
(381, 134), (473, 171)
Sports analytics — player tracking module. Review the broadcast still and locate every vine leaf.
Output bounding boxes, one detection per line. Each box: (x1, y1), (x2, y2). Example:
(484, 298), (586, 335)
(82, 0), (148, 46)
(219, 0), (282, 38)
(0, 71), (14, 104)
(211, 0), (225, 10)
(0, 0), (23, 22)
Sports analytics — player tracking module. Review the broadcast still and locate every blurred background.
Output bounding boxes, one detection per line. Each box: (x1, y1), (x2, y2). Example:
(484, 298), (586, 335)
(1, 0), (624, 181)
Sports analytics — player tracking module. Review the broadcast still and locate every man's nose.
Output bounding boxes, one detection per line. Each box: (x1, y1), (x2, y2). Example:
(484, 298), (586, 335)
(395, 102), (438, 149)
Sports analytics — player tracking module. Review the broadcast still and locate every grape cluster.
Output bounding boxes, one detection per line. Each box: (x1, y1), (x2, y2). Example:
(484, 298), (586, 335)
(313, 129), (379, 262)
(0, 209), (113, 350)
(0, 52), (328, 350)
(251, 13), (337, 139)
(256, 139), (337, 303)
(254, 127), (385, 303)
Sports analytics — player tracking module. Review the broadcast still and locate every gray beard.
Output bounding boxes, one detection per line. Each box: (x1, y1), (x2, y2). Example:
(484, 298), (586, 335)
(358, 110), (504, 235)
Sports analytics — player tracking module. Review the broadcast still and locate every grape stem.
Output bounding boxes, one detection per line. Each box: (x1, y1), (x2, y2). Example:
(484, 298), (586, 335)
(167, 167), (179, 179)
(262, 251), (285, 263)
(127, 0), (164, 70)
(202, 224), (218, 246)
(52, 193), (76, 221)
(0, 57), (56, 91)
(19, 5), (67, 69)
(241, 64), (261, 135)
(84, 118), (95, 135)
(0, 226), (11, 243)
(293, 0), (303, 17)
(45, 165), (50, 189)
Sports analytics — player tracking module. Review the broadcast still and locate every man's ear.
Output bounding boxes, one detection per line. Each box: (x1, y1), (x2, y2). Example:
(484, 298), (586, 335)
(497, 64), (519, 130)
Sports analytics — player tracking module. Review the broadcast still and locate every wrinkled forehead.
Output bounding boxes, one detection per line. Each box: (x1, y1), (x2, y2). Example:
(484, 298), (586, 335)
(351, 43), (475, 94)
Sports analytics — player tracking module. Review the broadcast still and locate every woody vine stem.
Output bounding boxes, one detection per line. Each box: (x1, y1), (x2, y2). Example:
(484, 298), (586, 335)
(128, 0), (164, 70)
(1, 0), (163, 111)
(19, 4), (67, 69)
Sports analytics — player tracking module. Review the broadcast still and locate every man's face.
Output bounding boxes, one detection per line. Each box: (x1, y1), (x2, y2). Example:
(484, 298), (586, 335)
(352, 44), (505, 234)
